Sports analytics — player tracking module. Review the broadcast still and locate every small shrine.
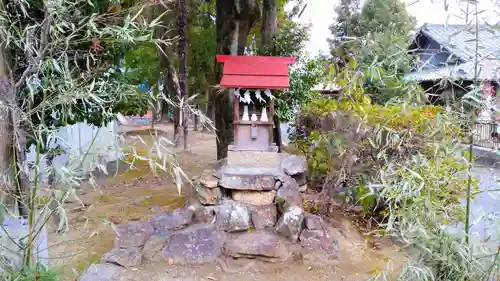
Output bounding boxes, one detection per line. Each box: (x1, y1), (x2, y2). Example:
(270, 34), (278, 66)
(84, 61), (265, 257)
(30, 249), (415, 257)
(216, 55), (296, 152)
(80, 56), (339, 280)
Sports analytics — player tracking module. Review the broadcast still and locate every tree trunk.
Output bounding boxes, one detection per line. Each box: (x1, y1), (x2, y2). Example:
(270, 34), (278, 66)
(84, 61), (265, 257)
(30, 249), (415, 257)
(237, 0), (261, 55)
(178, 0), (189, 149)
(259, 0), (280, 151)
(161, 98), (170, 122)
(0, 47), (18, 216)
(260, 0), (277, 47)
(193, 104), (199, 131)
(160, 46), (182, 144)
(155, 3), (176, 124)
(155, 4), (182, 145)
(214, 0), (260, 160)
(206, 88), (214, 124)
(202, 88), (212, 132)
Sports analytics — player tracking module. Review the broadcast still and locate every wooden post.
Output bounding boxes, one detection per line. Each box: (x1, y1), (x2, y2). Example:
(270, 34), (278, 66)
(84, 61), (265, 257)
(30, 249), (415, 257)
(233, 89), (240, 146)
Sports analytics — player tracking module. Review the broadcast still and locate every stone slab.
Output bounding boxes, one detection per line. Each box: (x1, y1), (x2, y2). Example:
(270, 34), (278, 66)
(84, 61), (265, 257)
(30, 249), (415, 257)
(228, 144), (279, 152)
(219, 170), (276, 191)
(163, 224), (224, 264)
(223, 231), (291, 262)
(275, 205), (305, 242)
(102, 247), (143, 268)
(227, 150), (284, 169)
(223, 167), (281, 176)
(149, 207), (194, 235)
(79, 263), (123, 281)
(213, 200), (251, 232)
(232, 190), (276, 205)
(115, 222), (153, 249)
(143, 235), (169, 263)
(249, 204), (278, 230)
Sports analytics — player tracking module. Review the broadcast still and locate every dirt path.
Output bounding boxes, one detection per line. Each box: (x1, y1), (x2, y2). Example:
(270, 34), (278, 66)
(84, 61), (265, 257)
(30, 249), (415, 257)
(46, 124), (405, 281)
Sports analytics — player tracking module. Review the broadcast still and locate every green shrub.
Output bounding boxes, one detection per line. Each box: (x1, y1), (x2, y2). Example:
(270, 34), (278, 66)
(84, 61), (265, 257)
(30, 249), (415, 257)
(292, 95), (499, 280)
(1, 264), (59, 281)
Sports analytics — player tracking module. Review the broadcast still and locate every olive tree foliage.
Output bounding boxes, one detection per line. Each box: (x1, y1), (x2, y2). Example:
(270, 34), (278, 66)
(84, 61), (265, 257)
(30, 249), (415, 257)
(0, 0), (185, 274)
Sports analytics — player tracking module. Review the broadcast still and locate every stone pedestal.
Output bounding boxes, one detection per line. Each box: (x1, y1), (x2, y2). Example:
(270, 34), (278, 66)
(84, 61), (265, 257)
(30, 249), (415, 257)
(80, 152), (340, 279)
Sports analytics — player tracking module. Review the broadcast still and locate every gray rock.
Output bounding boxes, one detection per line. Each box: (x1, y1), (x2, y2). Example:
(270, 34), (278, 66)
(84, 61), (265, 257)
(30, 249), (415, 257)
(277, 176), (299, 195)
(274, 180), (282, 190)
(210, 158), (227, 179)
(195, 184), (221, 205)
(149, 207), (194, 235)
(199, 169), (219, 188)
(298, 184), (308, 193)
(299, 228), (340, 265)
(293, 173), (308, 186)
(219, 173), (275, 191)
(143, 235), (169, 263)
(163, 224), (224, 264)
(79, 263), (123, 281)
(232, 190), (276, 205)
(193, 205), (217, 224)
(223, 231), (291, 262)
(115, 222), (153, 249)
(303, 214), (324, 230)
(214, 200), (251, 232)
(249, 204), (277, 230)
(274, 205), (305, 242)
(281, 155), (307, 176)
(275, 175), (302, 208)
(103, 247), (143, 268)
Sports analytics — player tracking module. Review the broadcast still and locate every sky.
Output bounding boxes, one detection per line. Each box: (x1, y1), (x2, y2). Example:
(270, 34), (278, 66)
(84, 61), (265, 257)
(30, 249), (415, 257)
(292, 0), (500, 56)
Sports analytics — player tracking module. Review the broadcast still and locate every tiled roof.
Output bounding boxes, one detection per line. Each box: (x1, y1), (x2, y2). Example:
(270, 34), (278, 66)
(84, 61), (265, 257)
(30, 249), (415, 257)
(418, 24), (500, 61)
(406, 24), (500, 81)
(404, 60), (500, 82)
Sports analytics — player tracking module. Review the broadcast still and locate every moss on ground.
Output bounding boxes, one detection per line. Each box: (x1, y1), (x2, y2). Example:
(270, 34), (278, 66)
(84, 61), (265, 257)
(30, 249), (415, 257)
(136, 194), (184, 207)
(73, 231), (115, 277)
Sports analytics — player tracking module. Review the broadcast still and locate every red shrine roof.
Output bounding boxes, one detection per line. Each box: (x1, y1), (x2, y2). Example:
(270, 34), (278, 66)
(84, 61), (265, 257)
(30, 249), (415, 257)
(216, 55), (296, 89)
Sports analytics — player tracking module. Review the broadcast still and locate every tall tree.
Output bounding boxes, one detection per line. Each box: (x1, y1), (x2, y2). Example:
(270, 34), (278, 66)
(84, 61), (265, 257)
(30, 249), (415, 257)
(177, 0), (189, 149)
(358, 0), (416, 103)
(259, 0), (280, 149)
(359, 0), (415, 37)
(0, 0), (17, 215)
(327, 0), (416, 103)
(260, 0), (278, 47)
(328, 0), (361, 65)
(188, 0), (216, 127)
(214, 0), (260, 160)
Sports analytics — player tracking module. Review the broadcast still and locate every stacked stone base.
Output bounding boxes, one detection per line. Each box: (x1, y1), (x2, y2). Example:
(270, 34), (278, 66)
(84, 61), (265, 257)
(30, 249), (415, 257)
(80, 153), (339, 281)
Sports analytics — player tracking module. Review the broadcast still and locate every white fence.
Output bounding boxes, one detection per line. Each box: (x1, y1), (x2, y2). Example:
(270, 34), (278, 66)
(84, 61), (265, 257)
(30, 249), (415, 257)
(25, 120), (120, 183)
(1, 121), (120, 271)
